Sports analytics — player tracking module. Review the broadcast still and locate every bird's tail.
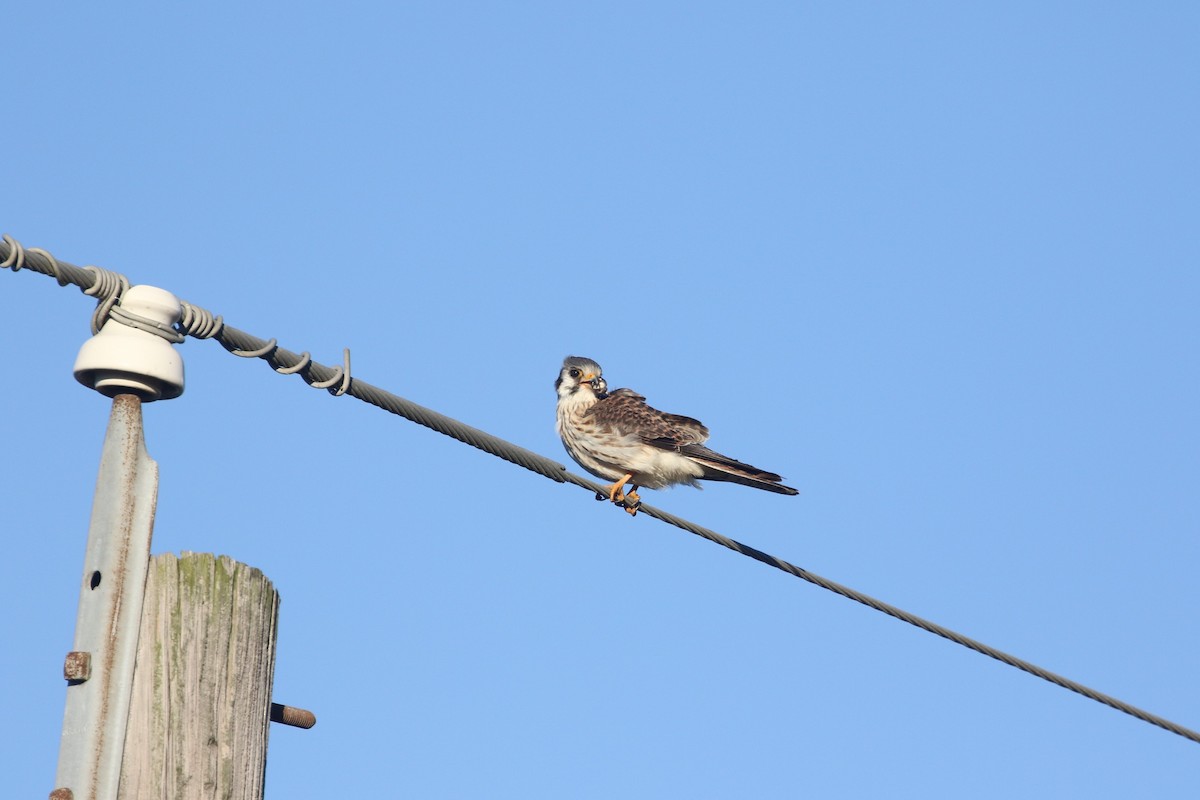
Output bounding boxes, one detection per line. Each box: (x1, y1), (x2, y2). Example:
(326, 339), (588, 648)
(683, 445), (799, 496)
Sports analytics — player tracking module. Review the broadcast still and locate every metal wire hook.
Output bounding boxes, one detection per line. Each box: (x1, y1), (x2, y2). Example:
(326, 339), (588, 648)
(275, 352), (311, 375)
(1, 234), (25, 271)
(230, 338), (279, 359)
(309, 348), (352, 396)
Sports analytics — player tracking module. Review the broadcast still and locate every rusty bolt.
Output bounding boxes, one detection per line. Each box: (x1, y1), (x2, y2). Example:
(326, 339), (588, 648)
(63, 651), (92, 683)
(270, 702), (317, 729)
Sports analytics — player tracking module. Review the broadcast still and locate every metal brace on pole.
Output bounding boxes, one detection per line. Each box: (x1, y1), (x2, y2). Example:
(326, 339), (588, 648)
(52, 284), (185, 800)
(51, 395), (159, 800)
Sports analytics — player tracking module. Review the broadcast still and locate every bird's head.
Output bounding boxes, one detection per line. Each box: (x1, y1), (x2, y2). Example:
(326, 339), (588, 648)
(555, 356), (606, 400)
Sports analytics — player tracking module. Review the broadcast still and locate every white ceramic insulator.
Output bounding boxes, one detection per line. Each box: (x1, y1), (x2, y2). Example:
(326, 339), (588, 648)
(73, 285), (185, 401)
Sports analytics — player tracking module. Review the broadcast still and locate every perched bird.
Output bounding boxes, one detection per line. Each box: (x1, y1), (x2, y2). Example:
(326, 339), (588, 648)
(555, 356), (798, 515)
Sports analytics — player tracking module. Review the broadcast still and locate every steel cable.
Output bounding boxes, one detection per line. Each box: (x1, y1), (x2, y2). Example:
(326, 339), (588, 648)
(4, 233), (1198, 746)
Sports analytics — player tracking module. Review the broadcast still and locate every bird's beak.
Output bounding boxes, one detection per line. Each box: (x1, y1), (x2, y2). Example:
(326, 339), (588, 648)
(582, 373), (603, 391)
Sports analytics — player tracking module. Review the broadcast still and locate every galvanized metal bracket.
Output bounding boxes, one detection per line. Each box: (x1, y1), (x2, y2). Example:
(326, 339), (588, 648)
(52, 395), (159, 800)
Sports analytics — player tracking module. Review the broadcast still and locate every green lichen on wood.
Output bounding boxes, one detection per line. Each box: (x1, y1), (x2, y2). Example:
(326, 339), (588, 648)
(121, 552), (280, 800)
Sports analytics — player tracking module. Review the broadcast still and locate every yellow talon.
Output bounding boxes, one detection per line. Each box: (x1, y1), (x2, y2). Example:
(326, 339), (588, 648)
(624, 488), (641, 516)
(606, 474), (634, 508)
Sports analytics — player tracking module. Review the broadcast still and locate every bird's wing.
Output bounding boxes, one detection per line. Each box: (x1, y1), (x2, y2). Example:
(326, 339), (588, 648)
(586, 388), (710, 446)
(587, 389), (798, 495)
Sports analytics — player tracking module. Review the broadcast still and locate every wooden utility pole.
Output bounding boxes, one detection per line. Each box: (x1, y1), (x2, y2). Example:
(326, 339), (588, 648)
(118, 552), (280, 800)
(50, 292), (313, 800)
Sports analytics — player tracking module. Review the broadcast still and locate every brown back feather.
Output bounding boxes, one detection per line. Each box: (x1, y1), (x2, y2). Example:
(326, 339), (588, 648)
(585, 388), (710, 445)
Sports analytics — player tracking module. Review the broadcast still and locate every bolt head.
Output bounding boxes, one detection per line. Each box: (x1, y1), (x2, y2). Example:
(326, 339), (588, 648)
(63, 651), (92, 682)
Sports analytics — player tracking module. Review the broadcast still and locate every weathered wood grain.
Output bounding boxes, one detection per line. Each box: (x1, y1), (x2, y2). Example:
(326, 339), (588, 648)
(119, 552), (279, 799)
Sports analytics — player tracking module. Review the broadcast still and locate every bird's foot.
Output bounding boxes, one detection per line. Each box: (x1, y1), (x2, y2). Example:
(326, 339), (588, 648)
(621, 489), (642, 517)
(604, 474), (634, 509)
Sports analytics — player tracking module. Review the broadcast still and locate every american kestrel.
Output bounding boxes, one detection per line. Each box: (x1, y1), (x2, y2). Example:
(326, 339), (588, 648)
(555, 356), (798, 515)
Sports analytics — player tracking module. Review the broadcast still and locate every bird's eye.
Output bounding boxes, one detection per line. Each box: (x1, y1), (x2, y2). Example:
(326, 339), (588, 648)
(568, 368), (581, 379)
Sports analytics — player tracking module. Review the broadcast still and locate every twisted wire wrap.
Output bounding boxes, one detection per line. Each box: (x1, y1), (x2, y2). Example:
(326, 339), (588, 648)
(107, 305), (186, 343)
(82, 265), (130, 334)
(178, 301), (223, 339)
(309, 348), (352, 396)
(0, 234), (23, 271)
(2, 232), (1198, 746)
(228, 338), (278, 359)
(29, 247), (71, 285)
(275, 351), (312, 375)
(1, 237), (70, 287)
(0, 234), (99, 289)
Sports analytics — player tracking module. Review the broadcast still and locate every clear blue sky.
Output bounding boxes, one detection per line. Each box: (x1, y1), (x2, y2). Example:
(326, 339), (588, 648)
(4, 3), (1198, 797)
